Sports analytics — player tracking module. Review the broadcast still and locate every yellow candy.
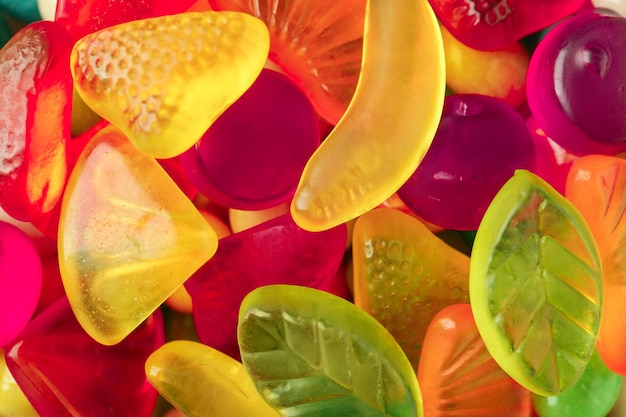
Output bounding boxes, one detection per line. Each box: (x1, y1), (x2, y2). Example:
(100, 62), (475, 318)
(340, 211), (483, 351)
(146, 340), (279, 417)
(290, 0), (445, 231)
(0, 349), (38, 417)
(58, 126), (218, 345)
(71, 11), (270, 159)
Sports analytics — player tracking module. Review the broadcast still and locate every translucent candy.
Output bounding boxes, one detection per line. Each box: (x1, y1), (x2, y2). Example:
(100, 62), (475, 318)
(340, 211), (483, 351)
(418, 304), (532, 417)
(146, 340), (279, 417)
(0, 349), (38, 417)
(397, 94), (536, 230)
(565, 155), (626, 375)
(58, 126), (217, 345)
(352, 208), (470, 369)
(71, 11), (270, 159)
(180, 69), (319, 210)
(238, 284), (423, 417)
(470, 170), (602, 395)
(290, 0), (446, 231)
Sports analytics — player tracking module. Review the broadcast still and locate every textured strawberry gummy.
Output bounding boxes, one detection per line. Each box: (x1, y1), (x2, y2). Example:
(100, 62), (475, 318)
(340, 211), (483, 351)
(71, 11), (270, 159)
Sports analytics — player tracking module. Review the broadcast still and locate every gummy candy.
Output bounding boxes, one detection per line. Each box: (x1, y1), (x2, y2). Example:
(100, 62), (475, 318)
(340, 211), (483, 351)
(352, 207), (470, 369)
(238, 284), (423, 417)
(0, 348), (38, 416)
(470, 170), (602, 395)
(290, 0), (446, 232)
(418, 304), (532, 417)
(146, 340), (279, 417)
(71, 11), (270, 159)
(58, 125), (217, 345)
(593, 0), (626, 15)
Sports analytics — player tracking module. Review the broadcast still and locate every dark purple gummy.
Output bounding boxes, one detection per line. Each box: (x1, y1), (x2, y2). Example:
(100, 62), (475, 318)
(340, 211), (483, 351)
(185, 214), (347, 360)
(397, 94), (536, 230)
(527, 10), (626, 155)
(180, 69), (320, 210)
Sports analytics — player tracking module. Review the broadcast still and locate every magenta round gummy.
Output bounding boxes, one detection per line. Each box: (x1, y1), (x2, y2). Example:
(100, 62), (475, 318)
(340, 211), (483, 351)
(397, 94), (536, 230)
(180, 69), (320, 210)
(527, 11), (626, 155)
(0, 221), (42, 347)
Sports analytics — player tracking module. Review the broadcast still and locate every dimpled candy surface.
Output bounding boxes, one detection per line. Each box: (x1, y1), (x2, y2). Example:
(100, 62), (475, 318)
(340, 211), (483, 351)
(418, 304), (532, 417)
(352, 208), (470, 369)
(4, 297), (164, 417)
(0, 222), (42, 348)
(238, 285), (423, 417)
(0, 349), (38, 417)
(532, 350), (622, 417)
(0, 21), (72, 224)
(180, 69), (320, 210)
(290, 0), (445, 232)
(186, 214), (347, 359)
(210, 0), (366, 125)
(71, 11), (270, 159)
(58, 126), (218, 345)
(470, 170), (603, 395)
(565, 155), (626, 375)
(527, 11), (626, 155)
(428, 0), (585, 51)
(397, 94), (536, 231)
(146, 340), (279, 417)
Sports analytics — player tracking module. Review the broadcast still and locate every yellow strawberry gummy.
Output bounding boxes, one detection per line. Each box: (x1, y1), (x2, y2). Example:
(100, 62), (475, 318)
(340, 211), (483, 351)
(71, 11), (270, 159)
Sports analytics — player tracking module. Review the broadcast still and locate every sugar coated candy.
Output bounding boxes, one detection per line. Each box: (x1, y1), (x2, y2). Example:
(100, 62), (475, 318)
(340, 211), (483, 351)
(146, 340), (279, 417)
(71, 11), (270, 159)
(58, 125), (218, 345)
(291, 0), (446, 232)
(470, 170), (602, 395)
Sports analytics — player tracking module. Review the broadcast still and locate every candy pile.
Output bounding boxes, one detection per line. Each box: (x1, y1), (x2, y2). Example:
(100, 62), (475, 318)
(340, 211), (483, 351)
(2, 0), (626, 416)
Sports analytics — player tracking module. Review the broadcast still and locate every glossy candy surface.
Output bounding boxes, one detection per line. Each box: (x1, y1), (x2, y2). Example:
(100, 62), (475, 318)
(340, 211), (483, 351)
(352, 208), (470, 369)
(238, 285), (423, 417)
(146, 340), (279, 417)
(58, 126), (217, 345)
(0, 348), (38, 416)
(397, 94), (536, 230)
(566, 155), (626, 375)
(71, 11), (270, 159)
(527, 11), (626, 155)
(181, 69), (319, 210)
(418, 304), (532, 417)
(290, 0), (445, 231)
(470, 170), (602, 395)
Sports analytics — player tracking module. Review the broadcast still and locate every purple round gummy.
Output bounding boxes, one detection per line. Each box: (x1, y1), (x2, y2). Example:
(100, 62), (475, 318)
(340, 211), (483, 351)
(397, 94), (536, 230)
(527, 11), (626, 155)
(180, 69), (320, 210)
(0, 221), (42, 347)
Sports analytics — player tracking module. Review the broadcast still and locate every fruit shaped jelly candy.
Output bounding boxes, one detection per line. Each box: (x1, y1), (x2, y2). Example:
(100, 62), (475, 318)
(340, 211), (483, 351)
(290, 0), (446, 232)
(351, 208), (470, 370)
(55, 0), (199, 42)
(209, 0), (366, 125)
(0, 222), (42, 348)
(397, 94), (536, 231)
(418, 304), (532, 417)
(440, 25), (530, 108)
(238, 284), (424, 417)
(532, 350), (622, 417)
(0, 0), (41, 23)
(71, 11), (270, 159)
(58, 126), (218, 345)
(4, 296), (165, 417)
(186, 214), (347, 359)
(593, 0), (626, 15)
(527, 11), (626, 155)
(428, 0), (586, 51)
(470, 170), (603, 395)
(565, 155), (626, 375)
(180, 69), (320, 210)
(0, 348), (38, 416)
(146, 340), (279, 417)
(0, 21), (72, 225)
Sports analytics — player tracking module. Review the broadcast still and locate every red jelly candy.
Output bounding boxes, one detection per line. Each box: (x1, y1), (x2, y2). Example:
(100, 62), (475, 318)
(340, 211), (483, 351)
(4, 297), (164, 417)
(0, 222), (42, 348)
(0, 21), (72, 226)
(180, 69), (319, 210)
(185, 214), (347, 359)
